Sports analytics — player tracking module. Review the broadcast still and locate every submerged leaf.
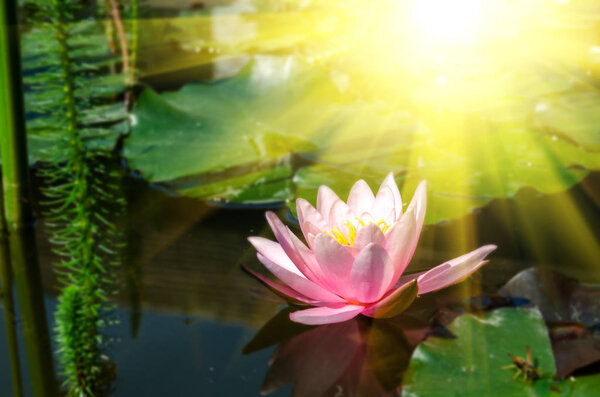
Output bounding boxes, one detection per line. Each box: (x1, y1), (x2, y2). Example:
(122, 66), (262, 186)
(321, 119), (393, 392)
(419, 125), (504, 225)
(500, 267), (600, 327)
(500, 267), (600, 378)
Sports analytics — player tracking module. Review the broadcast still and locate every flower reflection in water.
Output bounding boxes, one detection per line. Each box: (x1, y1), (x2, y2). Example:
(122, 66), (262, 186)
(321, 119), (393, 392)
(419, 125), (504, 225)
(244, 309), (432, 396)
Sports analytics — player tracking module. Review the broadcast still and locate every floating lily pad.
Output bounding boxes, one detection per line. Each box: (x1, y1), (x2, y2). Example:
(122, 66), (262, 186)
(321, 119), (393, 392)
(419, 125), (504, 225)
(531, 92), (600, 152)
(125, 54), (600, 222)
(123, 1), (600, 221)
(402, 307), (600, 396)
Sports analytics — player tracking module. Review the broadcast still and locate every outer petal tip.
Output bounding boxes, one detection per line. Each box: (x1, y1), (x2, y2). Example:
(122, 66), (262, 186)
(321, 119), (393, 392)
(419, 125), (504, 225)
(483, 244), (498, 252)
(295, 197), (312, 213)
(416, 244), (498, 295)
(317, 185), (341, 219)
(347, 179), (376, 217)
(247, 235), (262, 246)
(264, 211), (281, 229)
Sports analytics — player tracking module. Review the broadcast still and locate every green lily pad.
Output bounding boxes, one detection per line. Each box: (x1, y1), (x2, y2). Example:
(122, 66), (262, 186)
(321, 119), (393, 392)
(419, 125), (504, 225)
(531, 92), (600, 152)
(125, 54), (600, 221)
(401, 307), (600, 396)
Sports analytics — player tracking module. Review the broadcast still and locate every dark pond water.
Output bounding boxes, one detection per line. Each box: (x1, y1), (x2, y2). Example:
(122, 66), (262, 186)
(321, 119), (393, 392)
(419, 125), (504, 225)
(1, 170), (599, 396)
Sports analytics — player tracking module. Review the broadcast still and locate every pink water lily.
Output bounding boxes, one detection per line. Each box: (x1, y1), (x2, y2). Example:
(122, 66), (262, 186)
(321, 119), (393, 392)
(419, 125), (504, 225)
(245, 173), (497, 325)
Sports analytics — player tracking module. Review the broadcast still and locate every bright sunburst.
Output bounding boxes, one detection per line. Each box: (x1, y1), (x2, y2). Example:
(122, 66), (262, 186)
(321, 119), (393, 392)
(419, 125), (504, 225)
(135, 0), (600, 281)
(411, 0), (485, 43)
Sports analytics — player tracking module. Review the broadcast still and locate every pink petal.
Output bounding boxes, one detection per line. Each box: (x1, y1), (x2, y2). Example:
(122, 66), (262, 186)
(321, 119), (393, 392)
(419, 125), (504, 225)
(383, 181), (427, 283)
(306, 231), (319, 248)
(347, 179), (375, 217)
(395, 270), (426, 286)
(405, 181), (427, 238)
(328, 200), (354, 231)
(248, 236), (304, 277)
(371, 185), (396, 225)
(249, 237), (345, 303)
(255, 252), (346, 303)
(243, 266), (319, 305)
(289, 304), (365, 325)
(384, 206), (418, 288)
(378, 173), (403, 221)
(349, 243), (395, 303)
(265, 212), (320, 282)
(317, 185), (342, 222)
(417, 245), (497, 294)
(302, 223), (322, 248)
(352, 223), (386, 255)
(361, 279), (418, 318)
(296, 198), (328, 238)
(286, 228), (328, 282)
(355, 211), (372, 223)
(314, 233), (355, 297)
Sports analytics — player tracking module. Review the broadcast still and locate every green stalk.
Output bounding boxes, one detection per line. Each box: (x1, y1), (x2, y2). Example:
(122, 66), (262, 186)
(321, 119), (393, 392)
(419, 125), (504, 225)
(7, 226), (58, 397)
(0, 184), (23, 397)
(130, 0), (138, 83)
(126, 0), (139, 112)
(0, 0), (32, 228)
(0, 1), (59, 396)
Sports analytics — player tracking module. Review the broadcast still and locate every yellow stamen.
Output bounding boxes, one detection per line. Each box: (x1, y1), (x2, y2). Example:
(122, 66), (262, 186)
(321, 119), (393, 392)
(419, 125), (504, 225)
(344, 220), (357, 245)
(325, 218), (391, 246)
(326, 226), (349, 246)
(376, 219), (390, 234)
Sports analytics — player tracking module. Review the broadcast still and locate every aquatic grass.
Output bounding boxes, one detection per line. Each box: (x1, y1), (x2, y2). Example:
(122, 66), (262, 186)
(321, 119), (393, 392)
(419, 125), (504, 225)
(22, 0), (134, 395)
(55, 284), (102, 396)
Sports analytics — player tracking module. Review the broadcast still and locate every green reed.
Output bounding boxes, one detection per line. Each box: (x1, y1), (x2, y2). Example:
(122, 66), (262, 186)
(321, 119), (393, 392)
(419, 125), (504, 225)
(1, 1), (59, 396)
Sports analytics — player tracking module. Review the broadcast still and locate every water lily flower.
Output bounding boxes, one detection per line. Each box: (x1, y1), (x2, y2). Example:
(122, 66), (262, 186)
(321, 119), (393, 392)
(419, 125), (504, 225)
(245, 173), (497, 325)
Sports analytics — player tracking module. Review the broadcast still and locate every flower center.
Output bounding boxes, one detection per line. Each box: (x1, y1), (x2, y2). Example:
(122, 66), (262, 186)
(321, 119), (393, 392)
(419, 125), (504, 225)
(325, 218), (390, 246)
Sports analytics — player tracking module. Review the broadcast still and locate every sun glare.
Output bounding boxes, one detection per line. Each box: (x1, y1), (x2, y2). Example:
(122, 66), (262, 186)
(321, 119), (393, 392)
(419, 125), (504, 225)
(411, 0), (485, 43)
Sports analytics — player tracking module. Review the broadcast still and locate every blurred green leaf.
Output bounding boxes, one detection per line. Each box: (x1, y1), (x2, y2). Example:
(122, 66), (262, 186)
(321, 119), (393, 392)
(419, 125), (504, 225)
(125, 56), (600, 222)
